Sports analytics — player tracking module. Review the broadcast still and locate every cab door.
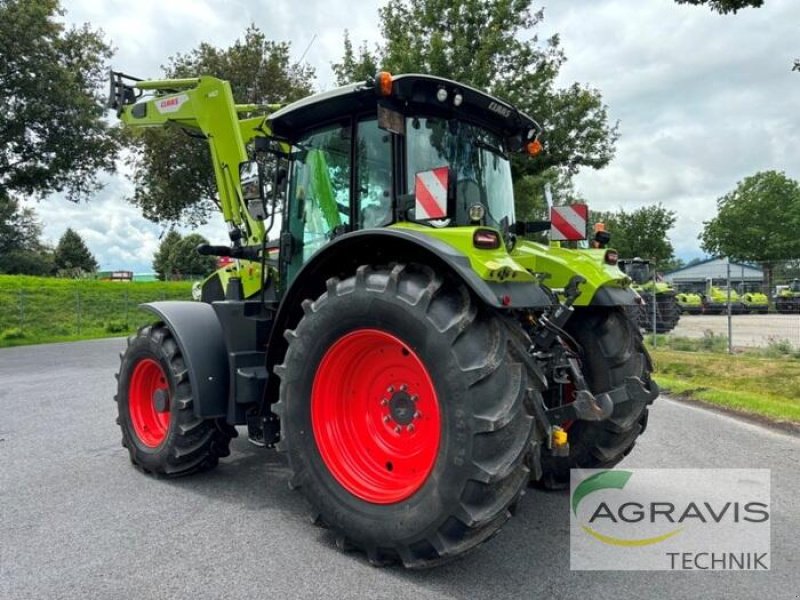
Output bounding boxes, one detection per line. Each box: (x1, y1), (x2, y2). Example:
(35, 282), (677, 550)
(282, 121), (352, 285)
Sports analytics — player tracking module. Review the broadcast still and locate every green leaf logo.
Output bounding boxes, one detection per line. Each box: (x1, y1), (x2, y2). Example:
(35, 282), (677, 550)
(572, 470), (633, 515)
(572, 470), (682, 547)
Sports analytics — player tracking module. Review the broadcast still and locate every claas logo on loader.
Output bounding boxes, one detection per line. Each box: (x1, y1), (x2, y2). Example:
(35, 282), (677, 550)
(155, 94), (188, 114)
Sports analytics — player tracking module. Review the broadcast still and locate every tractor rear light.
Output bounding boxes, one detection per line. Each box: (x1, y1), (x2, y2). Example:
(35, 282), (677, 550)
(473, 229), (501, 250)
(436, 87), (448, 102)
(453, 92), (464, 107)
(376, 71), (393, 97)
(604, 250), (619, 265)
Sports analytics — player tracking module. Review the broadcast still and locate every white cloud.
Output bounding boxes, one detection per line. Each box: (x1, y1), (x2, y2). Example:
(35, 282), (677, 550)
(540, 0), (800, 258)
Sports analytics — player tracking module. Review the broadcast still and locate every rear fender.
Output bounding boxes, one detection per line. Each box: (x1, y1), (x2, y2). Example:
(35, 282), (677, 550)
(262, 228), (552, 408)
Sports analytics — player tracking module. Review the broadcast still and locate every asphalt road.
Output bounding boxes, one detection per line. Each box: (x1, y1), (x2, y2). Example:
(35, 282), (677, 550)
(1, 338), (798, 600)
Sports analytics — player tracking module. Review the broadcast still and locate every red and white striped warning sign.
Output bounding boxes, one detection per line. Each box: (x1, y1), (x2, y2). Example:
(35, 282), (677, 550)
(550, 204), (588, 241)
(415, 167), (449, 219)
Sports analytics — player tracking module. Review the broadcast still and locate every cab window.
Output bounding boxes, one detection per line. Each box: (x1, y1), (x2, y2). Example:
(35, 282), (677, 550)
(286, 123), (352, 280)
(356, 118), (393, 228)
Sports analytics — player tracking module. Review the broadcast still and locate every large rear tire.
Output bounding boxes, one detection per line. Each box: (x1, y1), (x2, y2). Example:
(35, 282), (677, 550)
(539, 307), (655, 488)
(115, 324), (236, 477)
(275, 264), (541, 568)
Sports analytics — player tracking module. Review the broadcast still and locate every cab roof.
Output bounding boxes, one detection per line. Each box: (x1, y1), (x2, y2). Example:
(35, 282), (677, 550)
(268, 73), (541, 148)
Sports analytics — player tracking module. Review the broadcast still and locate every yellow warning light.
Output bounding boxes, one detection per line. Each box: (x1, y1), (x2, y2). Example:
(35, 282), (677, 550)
(552, 426), (568, 448)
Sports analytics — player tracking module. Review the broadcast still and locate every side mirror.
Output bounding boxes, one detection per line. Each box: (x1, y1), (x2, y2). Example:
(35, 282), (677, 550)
(239, 160), (267, 221)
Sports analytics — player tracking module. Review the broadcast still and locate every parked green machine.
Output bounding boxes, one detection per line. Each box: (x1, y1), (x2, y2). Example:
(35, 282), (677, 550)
(775, 279), (800, 314)
(618, 258), (681, 333)
(675, 290), (703, 314)
(740, 289), (769, 314)
(702, 283), (747, 315)
(109, 71), (657, 567)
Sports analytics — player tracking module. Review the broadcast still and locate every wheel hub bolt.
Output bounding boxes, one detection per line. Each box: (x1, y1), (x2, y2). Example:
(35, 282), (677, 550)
(400, 384), (408, 392)
(410, 395), (418, 403)
(407, 424), (415, 433)
(383, 415), (391, 423)
(387, 385), (395, 393)
(380, 398), (389, 406)
(414, 411), (422, 420)
(394, 425), (402, 434)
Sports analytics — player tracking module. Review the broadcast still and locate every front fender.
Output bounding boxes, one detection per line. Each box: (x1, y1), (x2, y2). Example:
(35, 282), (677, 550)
(140, 301), (229, 418)
(512, 241), (636, 306)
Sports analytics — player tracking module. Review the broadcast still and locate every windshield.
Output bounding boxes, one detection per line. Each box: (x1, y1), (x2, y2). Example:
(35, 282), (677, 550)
(405, 117), (514, 227)
(626, 262), (651, 284)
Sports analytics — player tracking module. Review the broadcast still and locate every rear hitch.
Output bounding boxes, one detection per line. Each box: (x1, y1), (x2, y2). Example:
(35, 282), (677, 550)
(544, 376), (659, 426)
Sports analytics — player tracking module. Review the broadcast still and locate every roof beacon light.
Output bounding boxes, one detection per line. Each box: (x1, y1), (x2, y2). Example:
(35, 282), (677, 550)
(526, 139), (543, 156)
(436, 87), (448, 102)
(377, 71), (393, 97)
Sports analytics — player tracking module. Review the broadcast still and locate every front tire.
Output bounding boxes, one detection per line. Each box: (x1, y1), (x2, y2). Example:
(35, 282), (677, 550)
(115, 324), (235, 477)
(275, 264), (541, 568)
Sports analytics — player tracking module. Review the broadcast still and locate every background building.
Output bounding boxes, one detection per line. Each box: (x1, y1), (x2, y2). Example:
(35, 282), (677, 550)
(664, 258), (764, 293)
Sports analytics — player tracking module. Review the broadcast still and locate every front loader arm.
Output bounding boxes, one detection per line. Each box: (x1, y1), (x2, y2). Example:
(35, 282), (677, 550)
(109, 71), (279, 248)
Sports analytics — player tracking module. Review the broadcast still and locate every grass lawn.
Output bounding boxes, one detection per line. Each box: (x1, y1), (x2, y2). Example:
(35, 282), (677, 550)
(0, 275), (193, 347)
(650, 347), (800, 425)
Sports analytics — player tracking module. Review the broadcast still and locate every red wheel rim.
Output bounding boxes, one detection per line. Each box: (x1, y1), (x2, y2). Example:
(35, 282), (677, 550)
(129, 358), (171, 448)
(311, 329), (441, 504)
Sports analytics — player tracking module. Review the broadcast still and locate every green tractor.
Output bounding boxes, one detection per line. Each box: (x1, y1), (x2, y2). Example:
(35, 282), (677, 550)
(775, 279), (800, 314)
(702, 282), (747, 315)
(740, 288), (769, 314)
(675, 290), (703, 315)
(109, 71), (657, 567)
(617, 258), (681, 333)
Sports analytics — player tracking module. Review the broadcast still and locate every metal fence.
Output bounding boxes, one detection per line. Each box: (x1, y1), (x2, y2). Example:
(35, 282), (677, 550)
(0, 286), (191, 343)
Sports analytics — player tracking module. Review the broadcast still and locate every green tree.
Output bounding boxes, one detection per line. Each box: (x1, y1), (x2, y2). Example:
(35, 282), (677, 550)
(172, 233), (217, 279)
(152, 231), (215, 280)
(332, 33), (379, 85)
(332, 0), (618, 182)
(152, 230), (183, 281)
(673, 0), (764, 14)
(54, 227), (98, 274)
(515, 169), (587, 221)
(593, 204), (678, 268)
(126, 25), (315, 226)
(0, 0), (118, 202)
(700, 170), (800, 298)
(0, 193), (55, 275)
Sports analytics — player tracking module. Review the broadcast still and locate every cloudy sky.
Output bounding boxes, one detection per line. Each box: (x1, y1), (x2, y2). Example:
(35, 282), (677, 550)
(30, 0), (800, 272)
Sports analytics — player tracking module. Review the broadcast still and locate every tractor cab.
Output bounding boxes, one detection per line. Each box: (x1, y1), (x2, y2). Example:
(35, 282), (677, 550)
(619, 257), (652, 285)
(266, 73), (542, 282)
